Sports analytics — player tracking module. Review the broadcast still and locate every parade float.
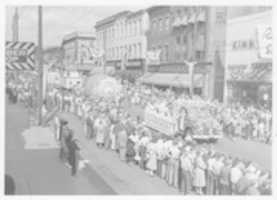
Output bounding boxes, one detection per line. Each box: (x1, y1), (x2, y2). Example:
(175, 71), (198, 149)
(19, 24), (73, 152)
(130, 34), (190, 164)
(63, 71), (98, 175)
(143, 98), (223, 142)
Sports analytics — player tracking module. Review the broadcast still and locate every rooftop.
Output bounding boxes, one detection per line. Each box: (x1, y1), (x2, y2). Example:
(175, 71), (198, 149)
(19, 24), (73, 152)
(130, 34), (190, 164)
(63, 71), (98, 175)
(95, 11), (131, 28)
(62, 32), (95, 44)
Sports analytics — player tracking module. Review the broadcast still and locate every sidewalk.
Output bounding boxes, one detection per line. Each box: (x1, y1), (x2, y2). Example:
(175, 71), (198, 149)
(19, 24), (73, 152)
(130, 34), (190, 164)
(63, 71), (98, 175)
(60, 112), (181, 195)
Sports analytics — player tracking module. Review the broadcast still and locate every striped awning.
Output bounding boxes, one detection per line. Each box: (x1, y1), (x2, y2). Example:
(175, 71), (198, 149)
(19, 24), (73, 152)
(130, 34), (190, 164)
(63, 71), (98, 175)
(6, 41), (36, 71)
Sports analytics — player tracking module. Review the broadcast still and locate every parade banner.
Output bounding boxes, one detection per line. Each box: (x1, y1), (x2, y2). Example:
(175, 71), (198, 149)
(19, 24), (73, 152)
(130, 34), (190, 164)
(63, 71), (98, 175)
(144, 108), (176, 136)
(6, 41), (35, 71)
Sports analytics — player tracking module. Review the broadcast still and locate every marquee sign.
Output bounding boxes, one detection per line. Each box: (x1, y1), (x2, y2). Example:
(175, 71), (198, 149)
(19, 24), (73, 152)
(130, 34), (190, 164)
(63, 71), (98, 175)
(6, 41), (36, 71)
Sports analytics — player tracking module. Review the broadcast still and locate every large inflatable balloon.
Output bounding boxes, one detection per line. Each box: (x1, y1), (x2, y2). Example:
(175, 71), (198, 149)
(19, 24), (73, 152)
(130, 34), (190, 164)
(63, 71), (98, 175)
(84, 73), (122, 98)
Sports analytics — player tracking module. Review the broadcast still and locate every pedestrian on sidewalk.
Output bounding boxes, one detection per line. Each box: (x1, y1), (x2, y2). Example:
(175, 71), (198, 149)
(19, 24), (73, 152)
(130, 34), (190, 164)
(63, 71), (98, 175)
(104, 113), (111, 150)
(95, 113), (106, 148)
(126, 132), (136, 163)
(59, 121), (70, 165)
(180, 150), (193, 194)
(118, 127), (128, 162)
(219, 157), (233, 195)
(67, 134), (80, 176)
(168, 140), (181, 188)
(193, 152), (207, 195)
(146, 139), (158, 176)
(109, 122), (116, 150)
(54, 115), (61, 141)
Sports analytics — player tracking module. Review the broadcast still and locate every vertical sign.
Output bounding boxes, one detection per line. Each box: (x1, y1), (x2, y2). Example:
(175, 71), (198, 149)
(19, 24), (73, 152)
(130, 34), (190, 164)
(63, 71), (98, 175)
(257, 25), (272, 59)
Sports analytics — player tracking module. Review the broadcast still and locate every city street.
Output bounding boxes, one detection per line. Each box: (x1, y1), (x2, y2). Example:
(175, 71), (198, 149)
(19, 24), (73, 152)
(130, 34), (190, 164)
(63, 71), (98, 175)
(123, 100), (271, 170)
(5, 5), (272, 196)
(5, 99), (115, 195)
(5, 99), (181, 195)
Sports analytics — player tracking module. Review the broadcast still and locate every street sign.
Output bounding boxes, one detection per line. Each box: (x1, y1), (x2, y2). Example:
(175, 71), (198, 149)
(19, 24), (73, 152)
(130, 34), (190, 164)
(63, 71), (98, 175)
(6, 41), (36, 71)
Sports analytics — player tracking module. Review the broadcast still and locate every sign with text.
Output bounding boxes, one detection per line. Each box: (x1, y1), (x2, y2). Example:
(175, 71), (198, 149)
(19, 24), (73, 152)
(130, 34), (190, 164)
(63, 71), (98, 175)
(257, 25), (272, 59)
(144, 108), (176, 136)
(6, 41), (35, 70)
(146, 50), (161, 65)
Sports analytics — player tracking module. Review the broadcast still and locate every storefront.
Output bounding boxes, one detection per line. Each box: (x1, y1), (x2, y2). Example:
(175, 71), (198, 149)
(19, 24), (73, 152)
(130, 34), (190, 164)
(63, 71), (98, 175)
(108, 58), (145, 80)
(224, 10), (272, 108)
(140, 62), (210, 97)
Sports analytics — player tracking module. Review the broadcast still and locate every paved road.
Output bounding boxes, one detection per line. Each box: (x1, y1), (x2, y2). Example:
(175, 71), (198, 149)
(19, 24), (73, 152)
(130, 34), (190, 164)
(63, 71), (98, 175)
(5, 100), (116, 195)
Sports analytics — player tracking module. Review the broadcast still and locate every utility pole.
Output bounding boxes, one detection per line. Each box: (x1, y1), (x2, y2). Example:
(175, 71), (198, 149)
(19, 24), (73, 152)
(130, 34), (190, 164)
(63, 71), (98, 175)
(12, 7), (19, 42)
(37, 6), (43, 125)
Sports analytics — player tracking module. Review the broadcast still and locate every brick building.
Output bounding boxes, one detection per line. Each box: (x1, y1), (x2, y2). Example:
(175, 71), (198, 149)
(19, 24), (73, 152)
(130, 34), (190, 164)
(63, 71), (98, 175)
(61, 32), (96, 72)
(142, 6), (227, 101)
(95, 10), (149, 76)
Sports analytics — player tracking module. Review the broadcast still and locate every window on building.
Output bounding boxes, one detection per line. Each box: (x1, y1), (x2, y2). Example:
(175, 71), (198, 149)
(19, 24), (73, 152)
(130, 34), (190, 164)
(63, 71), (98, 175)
(152, 20), (157, 30)
(138, 43), (142, 58)
(164, 45), (169, 61)
(129, 45), (132, 58)
(175, 52), (180, 61)
(165, 17), (170, 30)
(195, 50), (205, 61)
(159, 18), (163, 31)
(139, 19), (143, 34)
(134, 44), (137, 58)
(158, 46), (163, 61)
(133, 21), (137, 36)
(183, 35), (187, 44)
(176, 36), (181, 45)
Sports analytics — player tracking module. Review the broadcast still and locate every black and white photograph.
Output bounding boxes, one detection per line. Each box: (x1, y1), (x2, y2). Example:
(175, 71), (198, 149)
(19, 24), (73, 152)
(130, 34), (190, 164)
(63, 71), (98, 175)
(3, 1), (274, 196)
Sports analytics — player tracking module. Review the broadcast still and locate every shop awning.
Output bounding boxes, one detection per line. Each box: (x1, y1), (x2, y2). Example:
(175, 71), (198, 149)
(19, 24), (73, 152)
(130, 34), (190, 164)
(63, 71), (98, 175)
(228, 60), (272, 83)
(138, 73), (204, 88)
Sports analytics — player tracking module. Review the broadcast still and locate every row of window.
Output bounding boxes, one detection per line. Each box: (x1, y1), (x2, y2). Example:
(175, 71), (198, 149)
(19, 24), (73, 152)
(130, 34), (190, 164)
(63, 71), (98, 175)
(106, 43), (143, 60)
(96, 19), (143, 43)
(152, 17), (171, 31)
(151, 8), (206, 32)
(151, 44), (205, 62)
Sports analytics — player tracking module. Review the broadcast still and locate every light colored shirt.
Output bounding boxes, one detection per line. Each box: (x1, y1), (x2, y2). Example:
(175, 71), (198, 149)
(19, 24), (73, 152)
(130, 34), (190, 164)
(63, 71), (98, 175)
(231, 167), (243, 184)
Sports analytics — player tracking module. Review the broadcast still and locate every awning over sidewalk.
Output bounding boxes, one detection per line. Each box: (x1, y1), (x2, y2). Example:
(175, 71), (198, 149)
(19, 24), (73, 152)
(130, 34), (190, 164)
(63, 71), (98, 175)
(138, 73), (204, 88)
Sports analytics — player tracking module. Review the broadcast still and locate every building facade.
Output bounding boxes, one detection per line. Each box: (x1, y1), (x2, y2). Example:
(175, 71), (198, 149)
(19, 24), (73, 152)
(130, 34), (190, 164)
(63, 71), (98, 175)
(224, 10), (272, 108)
(61, 32), (96, 72)
(144, 6), (227, 101)
(95, 10), (149, 76)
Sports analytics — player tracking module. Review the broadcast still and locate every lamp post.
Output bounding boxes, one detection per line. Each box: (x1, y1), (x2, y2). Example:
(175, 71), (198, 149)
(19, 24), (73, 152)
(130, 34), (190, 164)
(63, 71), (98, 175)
(37, 6), (43, 125)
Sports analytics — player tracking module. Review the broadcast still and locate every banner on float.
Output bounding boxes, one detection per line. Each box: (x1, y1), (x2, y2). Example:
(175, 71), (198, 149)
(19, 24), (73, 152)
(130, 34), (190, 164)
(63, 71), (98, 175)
(144, 109), (176, 136)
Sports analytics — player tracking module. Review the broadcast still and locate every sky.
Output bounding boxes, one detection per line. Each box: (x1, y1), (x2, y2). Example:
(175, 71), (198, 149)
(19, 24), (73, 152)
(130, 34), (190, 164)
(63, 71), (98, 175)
(5, 6), (147, 48)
